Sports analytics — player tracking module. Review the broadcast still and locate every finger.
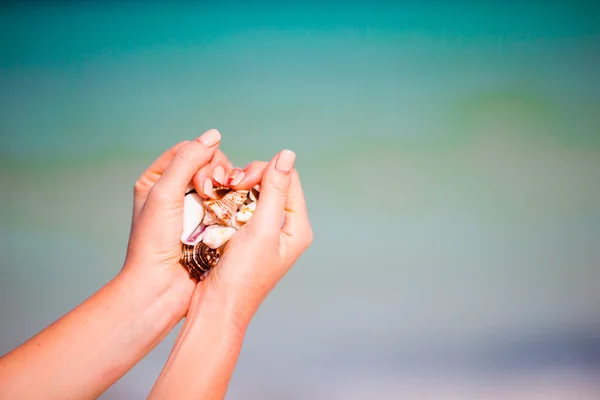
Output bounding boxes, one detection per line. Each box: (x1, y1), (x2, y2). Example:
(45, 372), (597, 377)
(133, 140), (189, 220)
(251, 150), (296, 230)
(209, 150), (230, 186)
(191, 151), (232, 198)
(229, 160), (267, 189)
(225, 160), (233, 184)
(192, 164), (216, 199)
(281, 169), (311, 240)
(149, 129), (221, 204)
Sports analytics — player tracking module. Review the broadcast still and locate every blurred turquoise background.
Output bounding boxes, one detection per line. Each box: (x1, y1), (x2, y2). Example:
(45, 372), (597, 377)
(1, 1), (600, 398)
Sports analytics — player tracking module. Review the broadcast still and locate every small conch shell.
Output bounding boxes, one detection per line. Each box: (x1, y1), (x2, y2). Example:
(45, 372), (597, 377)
(204, 190), (249, 226)
(180, 242), (221, 280)
(181, 192), (205, 244)
(235, 201), (256, 223)
(202, 225), (236, 249)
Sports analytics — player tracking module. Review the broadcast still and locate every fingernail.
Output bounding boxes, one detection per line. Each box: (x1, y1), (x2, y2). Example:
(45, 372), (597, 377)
(197, 129), (221, 148)
(213, 165), (225, 185)
(275, 150), (296, 173)
(229, 168), (242, 180)
(230, 170), (245, 186)
(203, 178), (213, 198)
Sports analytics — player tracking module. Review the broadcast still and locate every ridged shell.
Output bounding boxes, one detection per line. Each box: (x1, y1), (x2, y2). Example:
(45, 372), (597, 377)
(180, 242), (222, 280)
(212, 186), (233, 199)
(204, 190), (249, 226)
(203, 211), (219, 226)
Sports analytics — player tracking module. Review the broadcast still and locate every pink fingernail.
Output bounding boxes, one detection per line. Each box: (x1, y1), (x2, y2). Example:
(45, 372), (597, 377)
(275, 150), (296, 173)
(197, 129), (221, 148)
(230, 170), (245, 186)
(213, 165), (225, 185)
(203, 178), (214, 198)
(229, 168), (242, 180)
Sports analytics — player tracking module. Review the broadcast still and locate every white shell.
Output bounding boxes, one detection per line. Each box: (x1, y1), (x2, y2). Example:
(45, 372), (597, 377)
(235, 201), (256, 223)
(202, 226), (237, 249)
(181, 192), (205, 243)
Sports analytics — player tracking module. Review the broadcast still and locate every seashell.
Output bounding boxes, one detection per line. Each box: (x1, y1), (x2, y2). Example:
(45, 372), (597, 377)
(180, 186), (259, 279)
(248, 185), (260, 202)
(185, 183), (196, 195)
(235, 201), (256, 223)
(202, 225), (236, 249)
(202, 211), (219, 226)
(181, 192), (205, 244)
(204, 190), (249, 226)
(180, 242), (222, 280)
(183, 223), (208, 245)
(212, 186), (233, 199)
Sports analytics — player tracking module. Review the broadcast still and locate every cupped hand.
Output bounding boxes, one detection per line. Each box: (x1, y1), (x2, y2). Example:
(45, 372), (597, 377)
(203, 150), (313, 323)
(123, 129), (232, 313)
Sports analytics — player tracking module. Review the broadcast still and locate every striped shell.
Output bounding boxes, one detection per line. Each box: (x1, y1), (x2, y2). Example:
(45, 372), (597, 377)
(180, 242), (222, 280)
(204, 190), (249, 226)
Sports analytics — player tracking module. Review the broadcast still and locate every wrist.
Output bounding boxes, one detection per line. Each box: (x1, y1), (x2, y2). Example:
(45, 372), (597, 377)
(148, 280), (250, 400)
(187, 280), (257, 337)
(118, 262), (196, 322)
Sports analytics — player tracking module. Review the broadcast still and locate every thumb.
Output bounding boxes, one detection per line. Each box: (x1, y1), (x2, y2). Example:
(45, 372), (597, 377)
(148, 129), (221, 204)
(252, 150), (296, 230)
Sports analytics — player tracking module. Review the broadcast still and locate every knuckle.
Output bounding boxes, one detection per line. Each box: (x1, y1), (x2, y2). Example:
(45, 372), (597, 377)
(175, 143), (199, 162)
(247, 160), (268, 170)
(267, 181), (289, 198)
(173, 140), (191, 154)
(133, 174), (153, 194)
(148, 183), (170, 203)
(149, 187), (182, 211)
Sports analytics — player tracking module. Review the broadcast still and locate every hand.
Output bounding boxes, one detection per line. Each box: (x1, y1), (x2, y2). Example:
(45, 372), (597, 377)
(123, 129), (233, 315)
(0, 129), (239, 400)
(204, 150), (313, 325)
(147, 150), (313, 400)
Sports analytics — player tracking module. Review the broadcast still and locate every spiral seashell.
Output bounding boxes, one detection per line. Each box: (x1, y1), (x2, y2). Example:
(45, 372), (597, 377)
(180, 242), (222, 280)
